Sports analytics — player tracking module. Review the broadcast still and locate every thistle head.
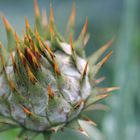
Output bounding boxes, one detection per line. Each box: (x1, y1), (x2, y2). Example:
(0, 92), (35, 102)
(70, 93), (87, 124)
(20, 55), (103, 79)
(0, 0), (119, 139)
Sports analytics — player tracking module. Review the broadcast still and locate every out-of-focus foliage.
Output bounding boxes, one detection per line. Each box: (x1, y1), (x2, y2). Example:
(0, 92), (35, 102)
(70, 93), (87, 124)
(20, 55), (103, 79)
(0, 0), (139, 140)
(103, 0), (140, 140)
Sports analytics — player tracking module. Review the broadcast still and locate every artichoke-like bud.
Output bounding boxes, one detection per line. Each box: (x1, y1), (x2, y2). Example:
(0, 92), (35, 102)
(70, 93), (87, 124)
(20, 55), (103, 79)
(0, 0), (119, 139)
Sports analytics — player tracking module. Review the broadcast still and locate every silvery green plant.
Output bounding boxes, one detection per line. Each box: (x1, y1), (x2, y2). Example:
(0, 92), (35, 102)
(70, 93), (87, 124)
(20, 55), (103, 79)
(0, 0), (118, 139)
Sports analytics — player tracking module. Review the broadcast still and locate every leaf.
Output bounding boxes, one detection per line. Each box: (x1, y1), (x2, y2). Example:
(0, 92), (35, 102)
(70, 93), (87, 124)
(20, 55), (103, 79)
(75, 18), (88, 49)
(65, 3), (76, 41)
(68, 119), (95, 138)
(17, 129), (38, 140)
(43, 131), (52, 140)
(90, 51), (112, 78)
(84, 86), (119, 109)
(2, 16), (16, 51)
(88, 39), (114, 66)
(83, 103), (109, 112)
(0, 117), (18, 131)
(78, 120), (104, 140)
(80, 116), (97, 126)
(0, 43), (9, 71)
(34, 0), (44, 37)
(67, 120), (81, 130)
(85, 93), (110, 107)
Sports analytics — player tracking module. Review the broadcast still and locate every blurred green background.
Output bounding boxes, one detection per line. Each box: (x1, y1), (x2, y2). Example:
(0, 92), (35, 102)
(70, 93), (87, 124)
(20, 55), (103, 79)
(0, 0), (139, 140)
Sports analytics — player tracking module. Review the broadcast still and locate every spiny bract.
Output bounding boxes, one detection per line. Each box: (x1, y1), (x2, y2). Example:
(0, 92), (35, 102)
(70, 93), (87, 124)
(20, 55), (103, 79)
(0, 0), (118, 139)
